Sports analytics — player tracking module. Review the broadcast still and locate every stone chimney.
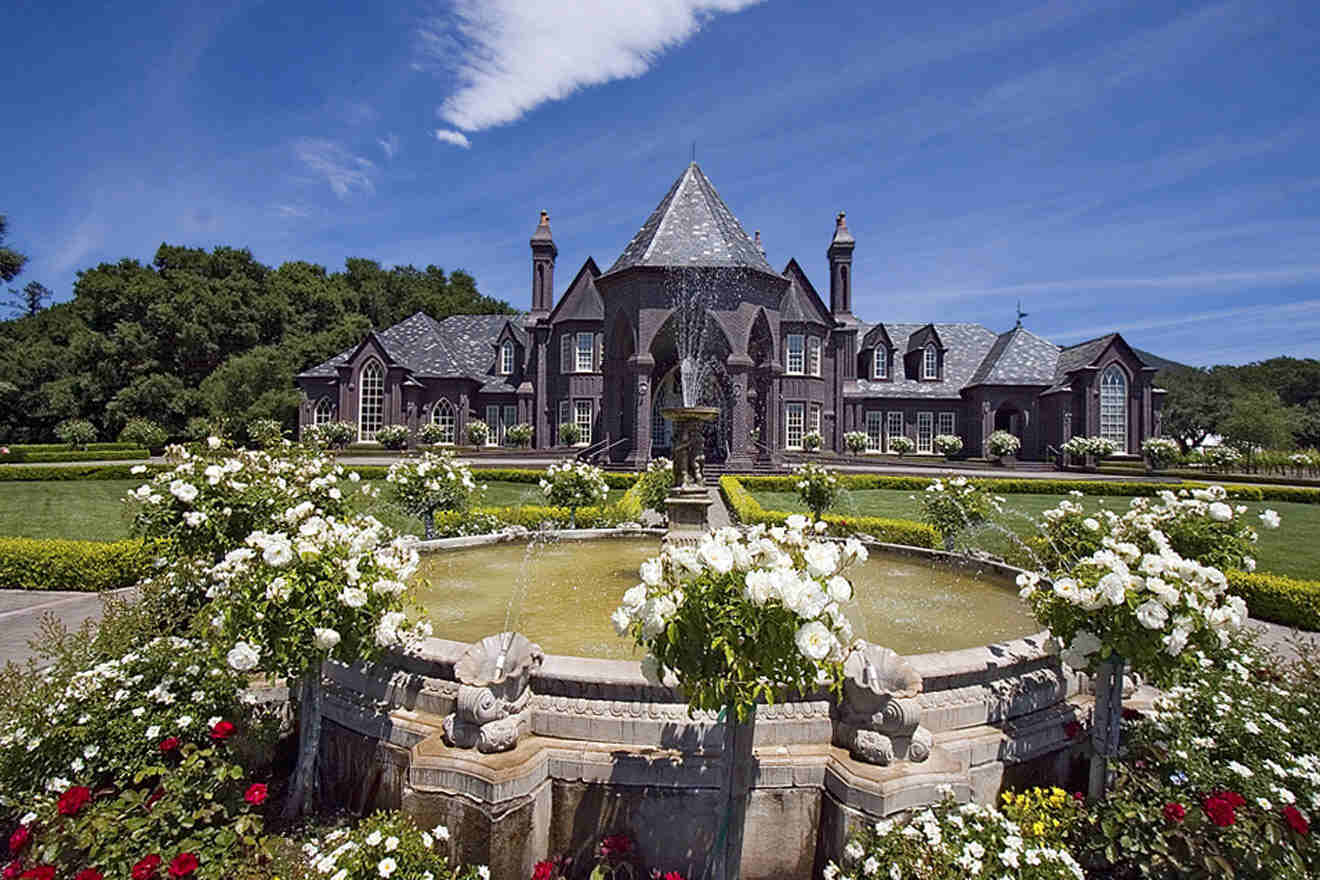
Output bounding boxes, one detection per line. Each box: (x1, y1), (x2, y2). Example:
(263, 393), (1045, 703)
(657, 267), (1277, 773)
(530, 210), (557, 317)
(827, 211), (855, 316)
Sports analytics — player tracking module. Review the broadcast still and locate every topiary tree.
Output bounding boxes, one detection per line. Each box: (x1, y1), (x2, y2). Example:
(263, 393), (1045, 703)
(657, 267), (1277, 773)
(888, 435), (914, 457)
(801, 430), (823, 453)
(55, 418), (97, 450)
(843, 431), (868, 456)
(539, 460), (608, 527)
(505, 422), (533, 448)
(385, 450), (485, 538)
(634, 456), (674, 517)
(557, 422), (581, 447)
(932, 434), (963, 457)
(466, 419), (490, 447)
(375, 424), (409, 450)
(245, 417), (285, 450)
(919, 476), (1001, 551)
(118, 418), (168, 451)
(793, 461), (839, 519)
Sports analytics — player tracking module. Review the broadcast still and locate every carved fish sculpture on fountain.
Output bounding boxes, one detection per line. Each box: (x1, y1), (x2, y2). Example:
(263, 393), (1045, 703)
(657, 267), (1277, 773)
(833, 643), (933, 766)
(442, 632), (544, 753)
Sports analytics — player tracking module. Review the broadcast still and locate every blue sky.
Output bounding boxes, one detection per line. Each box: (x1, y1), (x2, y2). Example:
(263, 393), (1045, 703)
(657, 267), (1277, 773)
(3, 0), (1318, 365)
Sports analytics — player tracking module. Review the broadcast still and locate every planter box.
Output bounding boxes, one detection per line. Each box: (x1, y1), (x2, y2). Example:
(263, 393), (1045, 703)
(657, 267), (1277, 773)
(992, 454), (1017, 469)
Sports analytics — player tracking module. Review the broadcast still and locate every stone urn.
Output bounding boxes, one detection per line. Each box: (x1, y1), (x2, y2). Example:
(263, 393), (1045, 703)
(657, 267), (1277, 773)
(833, 643), (933, 766)
(442, 632), (544, 753)
(661, 406), (719, 536)
(993, 453), (1017, 469)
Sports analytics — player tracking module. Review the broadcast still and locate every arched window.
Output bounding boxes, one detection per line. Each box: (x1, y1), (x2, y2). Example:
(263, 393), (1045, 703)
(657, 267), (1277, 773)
(1100, 365), (1128, 452)
(358, 360), (385, 442)
(431, 398), (456, 445)
(500, 341), (515, 375)
(873, 346), (887, 380)
(313, 397), (334, 425)
(923, 344), (938, 379)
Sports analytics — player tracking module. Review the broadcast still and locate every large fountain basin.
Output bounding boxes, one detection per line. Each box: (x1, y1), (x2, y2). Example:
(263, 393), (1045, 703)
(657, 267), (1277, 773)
(320, 530), (1084, 880)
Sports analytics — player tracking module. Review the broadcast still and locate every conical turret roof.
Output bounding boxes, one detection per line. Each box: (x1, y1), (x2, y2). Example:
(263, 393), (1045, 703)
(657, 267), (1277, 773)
(606, 163), (777, 275)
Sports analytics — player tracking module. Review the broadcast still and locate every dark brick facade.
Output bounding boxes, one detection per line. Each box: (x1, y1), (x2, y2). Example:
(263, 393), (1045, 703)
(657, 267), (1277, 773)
(297, 165), (1165, 461)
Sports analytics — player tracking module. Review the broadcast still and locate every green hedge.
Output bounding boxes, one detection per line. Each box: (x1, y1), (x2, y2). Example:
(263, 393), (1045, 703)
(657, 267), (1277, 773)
(735, 473), (1320, 505)
(435, 492), (644, 533)
(0, 537), (155, 592)
(0, 448), (148, 464)
(1226, 570), (1320, 632)
(1, 442), (140, 455)
(720, 476), (938, 548)
(342, 466), (638, 489)
(0, 463), (169, 481)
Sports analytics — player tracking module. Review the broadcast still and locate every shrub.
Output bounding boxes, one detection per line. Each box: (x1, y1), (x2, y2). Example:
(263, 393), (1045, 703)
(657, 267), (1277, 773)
(986, 430), (1021, 458)
(1204, 445), (1242, 470)
(888, 435), (915, 456)
(557, 421), (580, 446)
(432, 501), (637, 535)
(54, 419), (97, 450)
(793, 461), (839, 519)
(1142, 436), (1181, 468)
(301, 421), (355, 449)
(300, 812), (485, 880)
(184, 417), (225, 442)
(843, 431), (868, 455)
(1061, 435), (1117, 459)
(385, 451), (484, 539)
(801, 430), (823, 452)
(466, 419), (491, 446)
(375, 424), (409, 450)
(933, 434), (963, 456)
(117, 419), (168, 451)
(719, 476), (938, 548)
(634, 457), (674, 515)
(505, 422), (533, 448)
(417, 421), (453, 446)
(919, 476), (1002, 550)
(1225, 570), (1320, 631)
(0, 537), (155, 592)
(245, 417), (285, 449)
(540, 461), (609, 525)
(825, 791), (1085, 880)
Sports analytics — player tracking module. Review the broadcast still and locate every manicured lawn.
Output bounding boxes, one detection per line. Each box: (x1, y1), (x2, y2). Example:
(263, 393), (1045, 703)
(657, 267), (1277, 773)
(0, 480), (627, 542)
(751, 488), (1320, 581)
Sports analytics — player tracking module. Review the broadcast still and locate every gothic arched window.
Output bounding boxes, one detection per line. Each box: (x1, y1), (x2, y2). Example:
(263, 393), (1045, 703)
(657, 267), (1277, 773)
(358, 359), (385, 442)
(1100, 365), (1128, 452)
(431, 398), (456, 445)
(313, 397), (334, 425)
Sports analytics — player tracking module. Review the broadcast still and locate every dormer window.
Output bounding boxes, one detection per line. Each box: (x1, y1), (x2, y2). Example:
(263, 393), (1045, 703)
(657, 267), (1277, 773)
(923, 344), (938, 380)
(500, 341), (515, 375)
(873, 347), (888, 380)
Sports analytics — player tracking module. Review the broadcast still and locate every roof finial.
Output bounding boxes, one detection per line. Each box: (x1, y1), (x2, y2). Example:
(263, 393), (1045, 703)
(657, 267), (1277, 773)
(1015, 299), (1029, 328)
(754, 230), (763, 253)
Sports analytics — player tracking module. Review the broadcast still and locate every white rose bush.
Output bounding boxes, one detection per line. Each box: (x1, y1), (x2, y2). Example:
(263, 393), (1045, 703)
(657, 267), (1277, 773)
(793, 461), (840, 519)
(987, 430), (1021, 459)
(385, 450), (485, 538)
(539, 460), (609, 527)
(206, 508), (431, 816)
(933, 433), (964, 457)
(920, 477), (1003, 551)
(300, 812), (486, 880)
(1061, 435), (1118, 462)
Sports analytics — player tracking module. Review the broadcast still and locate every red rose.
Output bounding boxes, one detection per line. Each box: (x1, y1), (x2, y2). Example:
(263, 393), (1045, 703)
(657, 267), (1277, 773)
(20, 867), (54, 880)
(144, 787), (165, 813)
(1220, 791), (1246, 808)
(244, 783), (267, 806)
(209, 720), (236, 741)
(8, 827), (28, 856)
(158, 737), (180, 752)
(76, 871), (104, 880)
(1283, 805), (1310, 836)
(532, 862), (556, 880)
(131, 855), (162, 880)
(1163, 802), (1186, 823)
(1073, 791), (1085, 802)
(2, 861), (21, 880)
(598, 834), (633, 861)
(1203, 795), (1237, 828)
(167, 852), (198, 878)
(663, 873), (685, 880)
(1063, 721), (1083, 740)
(57, 785), (93, 816)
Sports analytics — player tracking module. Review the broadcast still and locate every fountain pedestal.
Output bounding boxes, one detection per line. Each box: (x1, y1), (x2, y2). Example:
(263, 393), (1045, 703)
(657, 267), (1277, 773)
(662, 406), (720, 538)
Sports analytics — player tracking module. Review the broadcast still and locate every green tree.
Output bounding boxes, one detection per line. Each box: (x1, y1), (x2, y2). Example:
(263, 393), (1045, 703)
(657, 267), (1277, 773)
(1293, 399), (1320, 449)
(0, 215), (27, 283)
(6, 280), (51, 318)
(1159, 367), (1234, 452)
(1219, 389), (1295, 459)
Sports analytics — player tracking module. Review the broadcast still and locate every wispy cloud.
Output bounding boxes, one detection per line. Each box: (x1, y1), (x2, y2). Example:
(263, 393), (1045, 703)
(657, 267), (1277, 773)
(274, 204), (311, 218)
(418, 0), (763, 134)
(433, 129), (470, 149)
(293, 139), (377, 198)
(377, 133), (400, 159)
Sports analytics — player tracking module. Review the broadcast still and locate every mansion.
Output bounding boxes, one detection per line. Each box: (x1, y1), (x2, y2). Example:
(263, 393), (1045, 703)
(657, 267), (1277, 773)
(296, 164), (1166, 465)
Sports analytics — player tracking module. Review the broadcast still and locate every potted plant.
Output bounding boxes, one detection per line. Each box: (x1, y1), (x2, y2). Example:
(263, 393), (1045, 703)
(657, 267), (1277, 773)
(1141, 437), (1180, 472)
(557, 421), (581, 447)
(889, 435), (915, 458)
(802, 430), (823, 453)
(986, 430), (1020, 467)
(1063, 435), (1115, 472)
(466, 419), (491, 448)
(843, 430), (868, 457)
(932, 433), (963, 460)
(505, 422), (533, 448)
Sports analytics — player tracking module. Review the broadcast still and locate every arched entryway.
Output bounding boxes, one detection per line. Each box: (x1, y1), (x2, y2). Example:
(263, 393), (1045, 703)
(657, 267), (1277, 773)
(648, 312), (734, 463)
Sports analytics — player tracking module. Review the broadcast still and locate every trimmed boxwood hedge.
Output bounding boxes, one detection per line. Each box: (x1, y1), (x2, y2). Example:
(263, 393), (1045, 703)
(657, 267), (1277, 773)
(0, 448), (148, 464)
(0, 463), (169, 481)
(1226, 570), (1320, 632)
(734, 473), (1320, 505)
(719, 475), (938, 548)
(0, 537), (155, 592)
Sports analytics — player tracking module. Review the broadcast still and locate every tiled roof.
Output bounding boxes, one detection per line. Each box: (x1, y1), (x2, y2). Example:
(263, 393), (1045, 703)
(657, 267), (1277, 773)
(967, 326), (1060, 386)
(849, 323), (998, 399)
(297, 312), (518, 382)
(606, 164), (777, 275)
(1042, 333), (1120, 394)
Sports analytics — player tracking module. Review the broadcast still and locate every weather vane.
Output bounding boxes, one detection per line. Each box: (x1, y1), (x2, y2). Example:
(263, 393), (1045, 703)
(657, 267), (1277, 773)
(1015, 299), (1029, 328)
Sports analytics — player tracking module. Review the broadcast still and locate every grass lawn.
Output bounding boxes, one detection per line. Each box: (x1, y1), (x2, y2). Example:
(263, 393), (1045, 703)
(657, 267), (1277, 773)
(0, 480), (628, 543)
(751, 488), (1320, 581)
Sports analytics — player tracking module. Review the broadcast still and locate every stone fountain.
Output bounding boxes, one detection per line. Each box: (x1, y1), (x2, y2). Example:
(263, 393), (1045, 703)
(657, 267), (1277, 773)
(662, 404), (719, 537)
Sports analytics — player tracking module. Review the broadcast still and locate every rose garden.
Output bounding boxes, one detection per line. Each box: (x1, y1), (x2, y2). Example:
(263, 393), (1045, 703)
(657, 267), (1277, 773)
(0, 433), (1317, 880)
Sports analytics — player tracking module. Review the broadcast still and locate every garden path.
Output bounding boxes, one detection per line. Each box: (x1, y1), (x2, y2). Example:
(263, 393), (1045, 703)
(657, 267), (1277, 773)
(0, 587), (135, 668)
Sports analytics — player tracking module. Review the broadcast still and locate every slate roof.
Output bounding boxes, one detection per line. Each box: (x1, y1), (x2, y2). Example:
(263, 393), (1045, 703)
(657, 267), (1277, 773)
(1039, 333), (1169, 394)
(779, 260), (830, 325)
(606, 163), (777, 275)
(967, 326), (1060, 387)
(849, 323), (999, 399)
(298, 312), (520, 383)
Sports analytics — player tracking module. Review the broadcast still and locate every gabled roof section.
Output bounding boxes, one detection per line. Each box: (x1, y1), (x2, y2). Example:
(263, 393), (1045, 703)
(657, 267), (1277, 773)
(860, 322), (894, 352)
(779, 259), (831, 325)
(494, 319), (528, 349)
(1043, 332), (1153, 393)
(849, 323), (998, 400)
(606, 163), (777, 275)
(548, 258), (604, 323)
(967, 326), (1060, 387)
(905, 323), (945, 354)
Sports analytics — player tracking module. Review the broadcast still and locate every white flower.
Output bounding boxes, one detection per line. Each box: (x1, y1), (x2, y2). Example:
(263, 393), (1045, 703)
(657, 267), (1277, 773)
(827, 575), (852, 603)
(1135, 599), (1169, 630)
(477, 868), (490, 880)
(639, 558), (664, 586)
(786, 514), (809, 532)
(433, 825), (450, 841)
(1083, 517), (1100, 531)
(170, 480), (199, 503)
(699, 539), (734, 574)
(1208, 502), (1233, 522)
(611, 606), (633, 636)
(421, 832), (433, 849)
(862, 856), (880, 876)
(146, 725), (161, 739)
(803, 541), (840, 578)
(1227, 760), (1254, 778)
(365, 830), (383, 847)
(383, 836), (399, 852)
(621, 584), (648, 614)
(207, 436), (222, 449)
(844, 840), (864, 861)
(377, 857), (397, 877)
(226, 641), (261, 672)
(340, 587), (368, 607)
(1259, 509), (1281, 529)
(314, 628), (342, 651)
(795, 620), (833, 661)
